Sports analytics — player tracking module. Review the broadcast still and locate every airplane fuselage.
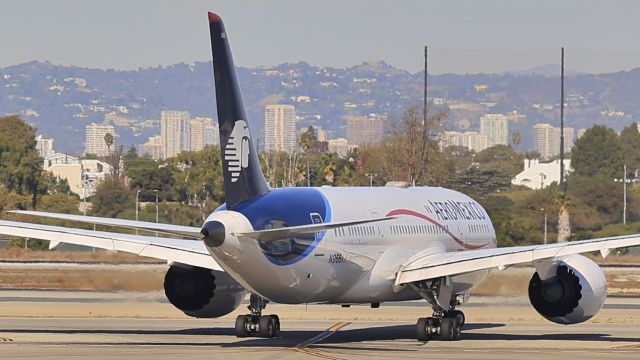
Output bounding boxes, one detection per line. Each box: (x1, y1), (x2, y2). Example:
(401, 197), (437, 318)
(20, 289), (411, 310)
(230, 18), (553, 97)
(204, 186), (497, 304)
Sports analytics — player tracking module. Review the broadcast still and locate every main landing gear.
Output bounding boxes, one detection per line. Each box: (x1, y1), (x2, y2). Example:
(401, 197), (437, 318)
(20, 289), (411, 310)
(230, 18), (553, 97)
(235, 294), (280, 338)
(416, 309), (465, 341)
(410, 277), (466, 342)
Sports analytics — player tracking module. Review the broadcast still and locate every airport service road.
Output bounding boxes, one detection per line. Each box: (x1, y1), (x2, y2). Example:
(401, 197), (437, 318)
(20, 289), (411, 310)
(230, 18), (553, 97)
(0, 318), (639, 359)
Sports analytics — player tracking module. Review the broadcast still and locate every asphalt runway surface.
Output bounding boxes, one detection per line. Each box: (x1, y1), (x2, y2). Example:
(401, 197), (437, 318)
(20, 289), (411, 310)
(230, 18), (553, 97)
(0, 318), (639, 359)
(0, 289), (639, 359)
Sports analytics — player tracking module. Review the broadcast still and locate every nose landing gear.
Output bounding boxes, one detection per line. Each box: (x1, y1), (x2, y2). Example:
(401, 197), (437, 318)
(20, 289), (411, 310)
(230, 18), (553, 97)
(235, 294), (280, 338)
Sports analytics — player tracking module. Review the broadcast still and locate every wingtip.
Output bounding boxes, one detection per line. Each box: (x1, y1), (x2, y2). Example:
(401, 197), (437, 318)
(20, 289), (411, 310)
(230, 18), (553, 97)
(208, 12), (222, 24)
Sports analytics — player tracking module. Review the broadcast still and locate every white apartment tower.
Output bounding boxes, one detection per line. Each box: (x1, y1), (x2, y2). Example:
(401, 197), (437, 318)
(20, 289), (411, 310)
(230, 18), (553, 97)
(190, 117), (220, 151)
(161, 111), (191, 158)
(440, 131), (488, 153)
(534, 123), (575, 160)
(190, 117), (219, 152)
(35, 135), (55, 158)
(264, 104), (297, 153)
(84, 123), (115, 156)
(480, 114), (508, 148)
(139, 136), (163, 160)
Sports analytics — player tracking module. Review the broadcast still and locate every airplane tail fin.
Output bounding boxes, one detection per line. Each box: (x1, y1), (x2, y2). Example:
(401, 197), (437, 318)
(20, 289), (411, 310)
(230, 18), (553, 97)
(208, 12), (269, 207)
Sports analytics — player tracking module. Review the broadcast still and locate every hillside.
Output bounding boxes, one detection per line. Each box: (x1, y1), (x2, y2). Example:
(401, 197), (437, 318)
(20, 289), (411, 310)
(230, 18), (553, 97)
(1, 60), (639, 153)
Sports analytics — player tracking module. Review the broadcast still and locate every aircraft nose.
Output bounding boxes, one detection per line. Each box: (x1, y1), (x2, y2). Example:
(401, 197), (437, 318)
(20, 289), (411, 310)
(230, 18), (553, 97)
(201, 221), (226, 247)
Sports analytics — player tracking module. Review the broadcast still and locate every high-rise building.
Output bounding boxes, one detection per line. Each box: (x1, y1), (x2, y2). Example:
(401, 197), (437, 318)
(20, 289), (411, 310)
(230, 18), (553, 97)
(479, 114), (508, 148)
(84, 123), (115, 156)
(439, 131), (488, 153)
(264, 104), (297, 153)
(35, 135), (55, 158)
(161, 110), (190, 158)
(533, 123), (575, 160)
(310, 125), (327, 142)
(190, 117), (219, 152)
(139, 136), (163, 160)
(204, 121), (220, 147)
(345, 115), (384, 146)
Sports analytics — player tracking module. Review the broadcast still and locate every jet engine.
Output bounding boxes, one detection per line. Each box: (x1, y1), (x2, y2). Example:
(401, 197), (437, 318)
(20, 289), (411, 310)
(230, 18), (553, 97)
(164, 265), (246, 318)
(528, 254), (607, 325)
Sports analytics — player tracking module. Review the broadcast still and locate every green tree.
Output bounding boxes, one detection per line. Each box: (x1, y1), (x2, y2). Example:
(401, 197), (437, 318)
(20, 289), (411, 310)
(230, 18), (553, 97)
(91, 177), (134, 217)
(0, 115), (44, 207)
(572, 125), (623, 178)
(619, 123), (640, 173)
(126, 155), (175, 201)
(299, 126), (316, 152)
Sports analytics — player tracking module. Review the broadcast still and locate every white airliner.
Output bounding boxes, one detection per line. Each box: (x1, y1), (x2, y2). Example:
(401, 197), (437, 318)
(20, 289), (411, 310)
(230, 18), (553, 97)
(1, 12), (640, 341)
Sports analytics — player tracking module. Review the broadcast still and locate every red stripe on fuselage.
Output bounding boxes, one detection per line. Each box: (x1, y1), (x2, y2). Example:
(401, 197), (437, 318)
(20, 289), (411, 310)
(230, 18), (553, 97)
(386, 209), (490, 250)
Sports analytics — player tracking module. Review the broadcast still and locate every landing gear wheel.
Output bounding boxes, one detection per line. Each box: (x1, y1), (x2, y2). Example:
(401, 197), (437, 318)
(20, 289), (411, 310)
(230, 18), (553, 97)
(235, 315), (249, 337)
(259, 315), (278, 338)
(448, 310), (465, 327)
(270, 314), (281, 334)
(440, 318), (461, 341)
(416, 317), (436, 341)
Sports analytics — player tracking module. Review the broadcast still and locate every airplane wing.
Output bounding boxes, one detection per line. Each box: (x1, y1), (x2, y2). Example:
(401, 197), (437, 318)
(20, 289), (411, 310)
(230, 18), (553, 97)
(395, 234), (640, 286)
(0, 220), (221, 271)
(9, 210), (201, 238)
(235, 216), (396, 241)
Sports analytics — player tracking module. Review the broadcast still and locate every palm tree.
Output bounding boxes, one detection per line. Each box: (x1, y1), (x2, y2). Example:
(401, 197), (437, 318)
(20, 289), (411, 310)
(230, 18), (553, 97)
(556, 192), (571, 243)
(104, 133), (114, 153)
(512, 131), (522, 152)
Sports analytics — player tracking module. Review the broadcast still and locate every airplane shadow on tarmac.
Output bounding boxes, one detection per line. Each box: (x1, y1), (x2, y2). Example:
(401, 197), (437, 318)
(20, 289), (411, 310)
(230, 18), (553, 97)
(1, 323), (638, 348)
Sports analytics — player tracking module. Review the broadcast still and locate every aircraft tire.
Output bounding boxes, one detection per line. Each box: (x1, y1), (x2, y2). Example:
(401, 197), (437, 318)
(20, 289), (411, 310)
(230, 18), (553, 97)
(416, 317), (436, 341)
(448, 310), (465, 327)
(235, 315), (249, 337)
(259, 315), (277, 338)
(440, 318), (461, 341)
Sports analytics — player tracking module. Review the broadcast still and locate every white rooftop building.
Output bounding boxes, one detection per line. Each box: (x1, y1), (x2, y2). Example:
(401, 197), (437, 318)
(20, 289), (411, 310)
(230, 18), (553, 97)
(512, 158), (572, 190)
(43, 153), (112, 198)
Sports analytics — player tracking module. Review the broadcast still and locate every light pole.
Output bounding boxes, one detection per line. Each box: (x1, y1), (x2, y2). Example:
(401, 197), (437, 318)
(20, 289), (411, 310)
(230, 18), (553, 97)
(365, 173), (377, 187)
(539, 172), (547, 189)
(613, 165), (632, 225)
(155, 190), (159, 223)
(540, 208), (547, 245)
(135, 189), (141, 235)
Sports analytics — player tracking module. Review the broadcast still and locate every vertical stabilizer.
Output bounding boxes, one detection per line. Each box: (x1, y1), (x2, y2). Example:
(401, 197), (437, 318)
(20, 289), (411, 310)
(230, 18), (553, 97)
(208, 12), (269, 207)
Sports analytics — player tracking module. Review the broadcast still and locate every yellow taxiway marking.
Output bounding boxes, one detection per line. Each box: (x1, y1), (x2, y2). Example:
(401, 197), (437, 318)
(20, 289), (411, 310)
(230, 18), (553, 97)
(292, 321), (351, 359)
(296, 321), (350, 348)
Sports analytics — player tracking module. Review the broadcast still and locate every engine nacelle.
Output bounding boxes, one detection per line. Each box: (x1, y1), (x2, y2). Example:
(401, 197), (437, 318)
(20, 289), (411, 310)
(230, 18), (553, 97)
(164, 265), (246, 318)
(528, 254), (607, 325)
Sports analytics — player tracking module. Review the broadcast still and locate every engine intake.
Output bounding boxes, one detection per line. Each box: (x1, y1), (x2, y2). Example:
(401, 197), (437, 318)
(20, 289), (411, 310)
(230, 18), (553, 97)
(528, 254), (607, 325)
(164, 265), (245, 318)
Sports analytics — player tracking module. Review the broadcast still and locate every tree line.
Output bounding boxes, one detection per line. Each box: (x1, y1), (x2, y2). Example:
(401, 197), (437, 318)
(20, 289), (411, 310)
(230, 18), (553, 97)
(2, 112), (640, 250)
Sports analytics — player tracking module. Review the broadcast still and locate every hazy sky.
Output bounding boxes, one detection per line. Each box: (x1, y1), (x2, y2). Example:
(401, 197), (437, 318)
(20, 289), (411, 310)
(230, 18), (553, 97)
(2, 0), (640, 74)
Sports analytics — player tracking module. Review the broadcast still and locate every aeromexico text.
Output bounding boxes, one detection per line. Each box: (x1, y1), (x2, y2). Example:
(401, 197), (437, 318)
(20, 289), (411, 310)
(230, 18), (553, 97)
(427, 200), (487, 221)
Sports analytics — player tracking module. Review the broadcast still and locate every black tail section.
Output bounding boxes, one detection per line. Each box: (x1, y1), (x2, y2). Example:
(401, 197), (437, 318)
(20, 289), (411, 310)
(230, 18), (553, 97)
(208, 12), (269, 207)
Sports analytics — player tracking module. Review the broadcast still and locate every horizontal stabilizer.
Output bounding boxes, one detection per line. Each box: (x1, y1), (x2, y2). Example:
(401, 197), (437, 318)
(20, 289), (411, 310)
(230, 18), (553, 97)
(0, 220), (221, 270)
(9, 210), (201, 239)
(236, 216), (396, 241)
